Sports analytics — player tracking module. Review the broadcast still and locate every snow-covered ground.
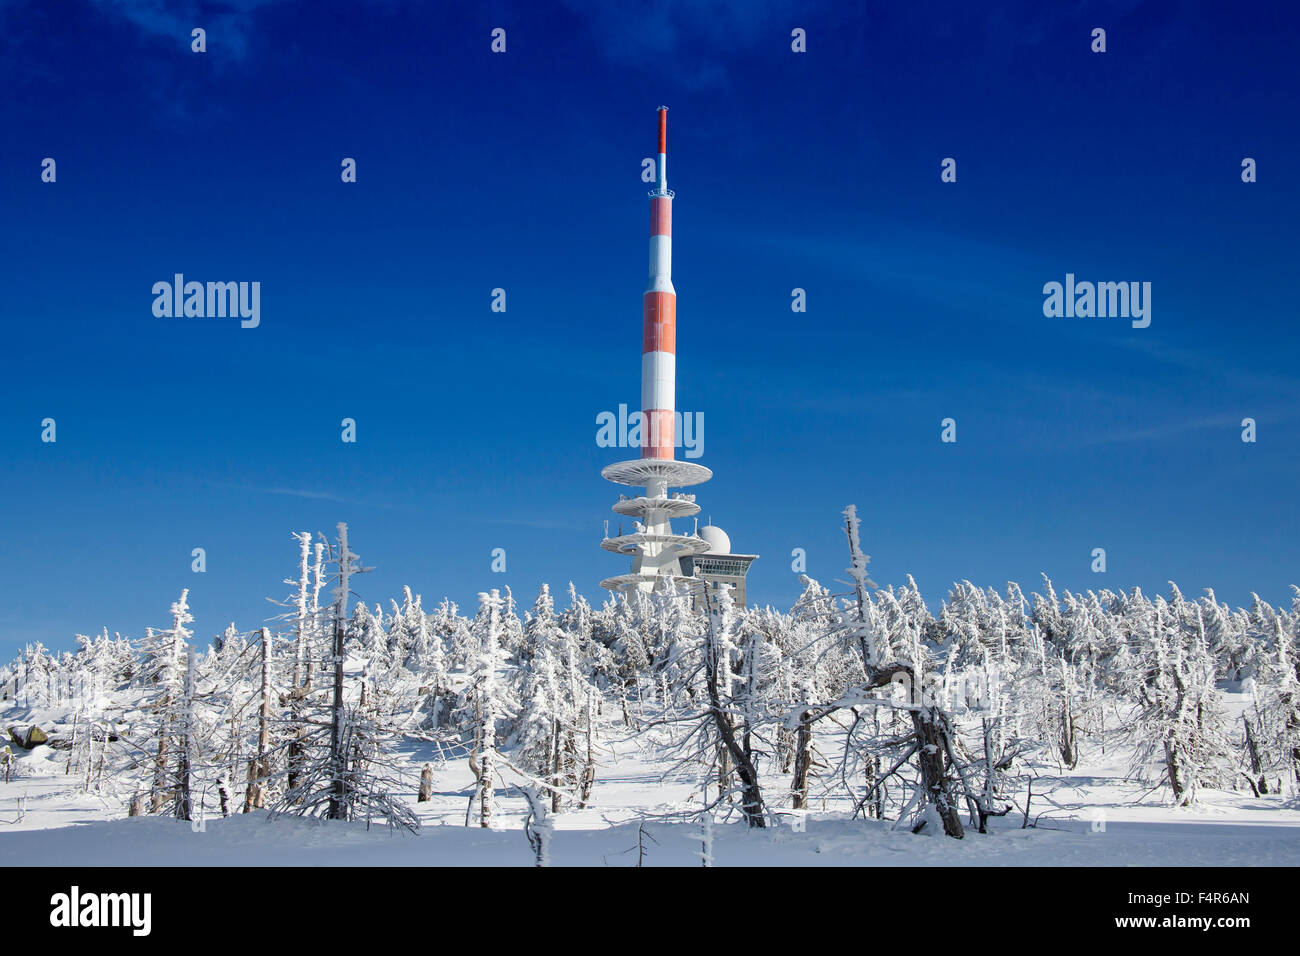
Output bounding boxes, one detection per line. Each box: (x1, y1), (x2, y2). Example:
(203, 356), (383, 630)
(6, 807), (1300, 867)
(3, 693), (1298, 866)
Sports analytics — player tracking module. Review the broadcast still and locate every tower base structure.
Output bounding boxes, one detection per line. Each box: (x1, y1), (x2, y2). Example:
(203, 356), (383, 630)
(598, 459), (712, 594)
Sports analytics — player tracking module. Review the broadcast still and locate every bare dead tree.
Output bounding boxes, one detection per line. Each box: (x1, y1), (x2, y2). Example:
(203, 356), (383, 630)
(243, 628), (272, 812)
(701, 587), (767, 828)
(780, 507), (976, 837)
(328, 525), (355, 820)
(174, 646), (196, 821)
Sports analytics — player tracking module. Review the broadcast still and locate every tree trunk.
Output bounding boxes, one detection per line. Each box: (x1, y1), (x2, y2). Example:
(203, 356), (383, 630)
(65, 714), (78, 775)
(327, 524), (353, 821)
(703, 641), (766, 828)
(245, 629), (272, 811)
(777, 726), (795, 774)
(475, 689), (494, 828)
(550, 719), (563, 814)
(577, 690), (597, 808)
(1165, 734), (1191, 807)
(1243, 715), (1269, 795)
(176, 746), (192, 820)
(863, 752), (881, 819)
(717, 741), (732, 804)
(1059, 705), (1077, 770)
(911, 707), (964, 838)
(1059, 661), (1078, 769)
(418, 763), (434, 802)
(791, 711), (812, 810)
(175, 646), (196, 821)
(479, 746), (494, 828)
(243, 759), (260, 812)
(151, 715), (170, 814)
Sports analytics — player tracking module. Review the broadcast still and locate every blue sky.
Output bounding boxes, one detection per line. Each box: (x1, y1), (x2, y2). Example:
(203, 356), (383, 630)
(2, 1), (1298, 657)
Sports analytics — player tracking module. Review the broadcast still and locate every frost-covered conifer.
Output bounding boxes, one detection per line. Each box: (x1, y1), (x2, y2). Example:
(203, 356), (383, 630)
(457, 589), (516, 827)
(274, 524), (417, 830)
(137, 590), (193, 813)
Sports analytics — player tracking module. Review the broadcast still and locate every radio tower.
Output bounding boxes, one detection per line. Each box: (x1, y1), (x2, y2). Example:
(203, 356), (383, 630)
(600, 107), (712, 595)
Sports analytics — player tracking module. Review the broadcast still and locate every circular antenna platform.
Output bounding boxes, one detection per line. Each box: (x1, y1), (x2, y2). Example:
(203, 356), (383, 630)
(599, 573), (703, 593)
(600, 532), (711, 557)
(601, 458), (713, 489)
(612, 496), (701, 519)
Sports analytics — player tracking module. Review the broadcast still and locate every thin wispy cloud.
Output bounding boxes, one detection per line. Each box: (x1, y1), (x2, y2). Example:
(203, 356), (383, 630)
(482, 515), (591, 532)
(89, 0), (285, 60)
(561, 0), (815, 88)
(208, 482), (402, 510)
(1109, 335), (1300, 398)
(1075, 413), (1244, 447)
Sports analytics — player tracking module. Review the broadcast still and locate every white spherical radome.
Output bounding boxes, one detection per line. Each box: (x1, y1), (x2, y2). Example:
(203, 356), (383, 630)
(698, 524), (731, 554)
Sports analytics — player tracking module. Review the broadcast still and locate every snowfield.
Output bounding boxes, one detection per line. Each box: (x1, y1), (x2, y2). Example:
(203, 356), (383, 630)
(5, 810), (1300, 867)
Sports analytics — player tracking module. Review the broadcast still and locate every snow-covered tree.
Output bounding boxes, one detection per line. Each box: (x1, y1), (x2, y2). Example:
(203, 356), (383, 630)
(275, 523), (417, 831)
(456, 589), (516, 827)
(1128, 589), (1230, 805)
(136, 590), (193, 814)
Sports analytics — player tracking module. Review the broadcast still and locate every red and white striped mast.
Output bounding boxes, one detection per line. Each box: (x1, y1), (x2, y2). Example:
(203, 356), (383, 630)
(601, 107), (712, 595)
(643, 106), (676, 463)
